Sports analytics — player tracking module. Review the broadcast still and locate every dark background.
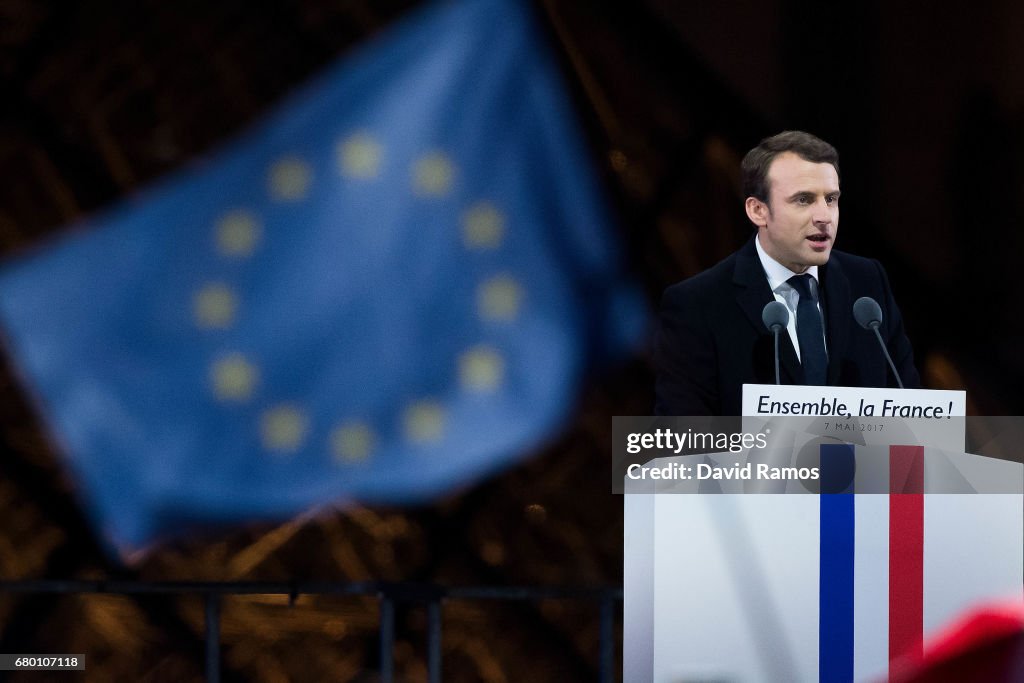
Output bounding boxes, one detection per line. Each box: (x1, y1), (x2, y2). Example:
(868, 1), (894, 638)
(0, 0), (1020, 680)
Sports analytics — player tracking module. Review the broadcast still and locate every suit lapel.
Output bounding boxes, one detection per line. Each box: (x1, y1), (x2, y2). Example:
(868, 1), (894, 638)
(733, 238), (803, 384)
(819, 256), (850, 385)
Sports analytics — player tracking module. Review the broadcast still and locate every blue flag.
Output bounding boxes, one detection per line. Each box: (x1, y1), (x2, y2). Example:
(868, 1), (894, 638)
(0, 0), (645, 554)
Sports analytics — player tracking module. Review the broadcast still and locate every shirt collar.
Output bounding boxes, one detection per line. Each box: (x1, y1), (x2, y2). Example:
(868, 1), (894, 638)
(754, 234), (819, 294)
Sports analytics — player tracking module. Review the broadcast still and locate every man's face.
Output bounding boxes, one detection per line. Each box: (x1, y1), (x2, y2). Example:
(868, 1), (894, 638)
(745, 151), (840, 273)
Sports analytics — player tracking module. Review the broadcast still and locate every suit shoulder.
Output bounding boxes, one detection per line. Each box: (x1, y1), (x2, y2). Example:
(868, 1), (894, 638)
(661, 251), (737, 306)
(827, 248), (901, 308)
(828, 249), (886, 281)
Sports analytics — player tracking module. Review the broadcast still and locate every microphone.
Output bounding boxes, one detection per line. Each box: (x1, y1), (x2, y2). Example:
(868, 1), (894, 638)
(762, 301), (789, 385)
(852, 296), (904, 389)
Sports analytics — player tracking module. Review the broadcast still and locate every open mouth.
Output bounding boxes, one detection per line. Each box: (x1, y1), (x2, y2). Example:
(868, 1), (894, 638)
(807, 234), (830, 243)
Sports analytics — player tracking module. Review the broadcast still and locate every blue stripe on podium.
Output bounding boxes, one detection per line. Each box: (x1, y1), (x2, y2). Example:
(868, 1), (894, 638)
(819, 442), (856, 682)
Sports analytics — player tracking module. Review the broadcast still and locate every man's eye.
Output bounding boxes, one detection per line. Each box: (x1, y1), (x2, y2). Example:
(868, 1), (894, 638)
(826, 196), (838, 204)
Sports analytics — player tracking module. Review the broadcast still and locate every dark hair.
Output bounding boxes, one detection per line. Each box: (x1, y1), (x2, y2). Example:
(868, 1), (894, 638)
(741, 131), (839, 204)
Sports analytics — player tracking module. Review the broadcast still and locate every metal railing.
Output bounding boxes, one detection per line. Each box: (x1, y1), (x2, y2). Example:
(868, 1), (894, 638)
(0, 580), (622, 682)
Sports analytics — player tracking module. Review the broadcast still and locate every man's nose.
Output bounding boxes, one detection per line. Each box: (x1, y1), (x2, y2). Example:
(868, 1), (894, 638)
(812, 198), (833, 224)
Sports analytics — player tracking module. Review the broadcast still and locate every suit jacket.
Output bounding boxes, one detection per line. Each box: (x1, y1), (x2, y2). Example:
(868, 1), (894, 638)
(654, 237), (921, 416)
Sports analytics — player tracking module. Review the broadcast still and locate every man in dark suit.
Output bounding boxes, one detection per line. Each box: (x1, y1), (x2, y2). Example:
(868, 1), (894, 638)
(655, 131), (920, 416)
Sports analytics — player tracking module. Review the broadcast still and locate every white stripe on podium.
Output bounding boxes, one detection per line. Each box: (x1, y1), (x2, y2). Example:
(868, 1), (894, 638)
(853, 493), (889, 682)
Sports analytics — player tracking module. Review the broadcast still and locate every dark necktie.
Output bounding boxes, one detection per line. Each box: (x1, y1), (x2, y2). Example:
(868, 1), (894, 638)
(787, 274), (827, 385)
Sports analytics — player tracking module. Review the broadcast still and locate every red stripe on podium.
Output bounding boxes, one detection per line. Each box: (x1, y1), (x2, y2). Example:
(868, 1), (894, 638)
(889, 445), (924, 664)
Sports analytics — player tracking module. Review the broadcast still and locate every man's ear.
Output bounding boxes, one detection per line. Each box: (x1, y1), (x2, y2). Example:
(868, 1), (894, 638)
(744, 196), (769, 228)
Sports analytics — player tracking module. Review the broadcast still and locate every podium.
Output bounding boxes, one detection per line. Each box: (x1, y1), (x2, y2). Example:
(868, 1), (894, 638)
(621, 387), (1023, 683)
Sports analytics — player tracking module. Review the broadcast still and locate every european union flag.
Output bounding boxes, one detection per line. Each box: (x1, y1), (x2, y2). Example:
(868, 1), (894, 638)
(0, 0), (645, 554)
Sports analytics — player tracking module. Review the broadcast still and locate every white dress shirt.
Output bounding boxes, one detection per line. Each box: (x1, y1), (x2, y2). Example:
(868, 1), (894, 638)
(754, 234), (828, 362)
